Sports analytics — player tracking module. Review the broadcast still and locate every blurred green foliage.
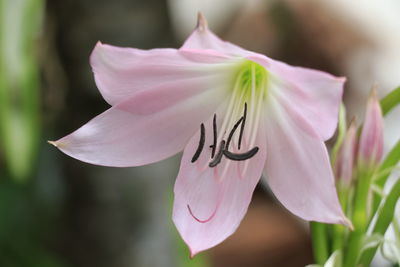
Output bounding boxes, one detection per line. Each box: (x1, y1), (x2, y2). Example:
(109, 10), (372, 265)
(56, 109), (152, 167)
(0, 0), (43, 182)
(0, 1), (70, 266)
(0, 178), (68, 267)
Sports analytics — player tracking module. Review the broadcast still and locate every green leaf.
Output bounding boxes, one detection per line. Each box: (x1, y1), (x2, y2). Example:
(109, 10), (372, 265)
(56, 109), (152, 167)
(380, 86), (400, 116)
(359, 177), (400, 266)
(372, 140), (400, 213)
(374, 177), (400, 238)
(376, 140), (400, 186)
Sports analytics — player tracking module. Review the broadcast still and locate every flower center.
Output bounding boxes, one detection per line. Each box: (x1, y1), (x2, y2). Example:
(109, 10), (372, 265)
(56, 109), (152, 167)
(191, 60), (268, 170)
(232, 60), (269, 100)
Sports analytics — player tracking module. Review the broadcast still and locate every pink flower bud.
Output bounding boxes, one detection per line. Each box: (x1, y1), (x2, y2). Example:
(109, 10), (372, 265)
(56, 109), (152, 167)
(335, 119), (357, 185)
(358, 88), (384, 166)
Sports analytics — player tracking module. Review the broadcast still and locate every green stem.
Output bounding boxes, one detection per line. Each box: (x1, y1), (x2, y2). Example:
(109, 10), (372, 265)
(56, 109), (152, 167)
(359, 177), (400, 266)
(311, 222), (329, 265)
(332, 224), (345, 253)
(344, 169), (372, 267)
(332, 184), (349, 252)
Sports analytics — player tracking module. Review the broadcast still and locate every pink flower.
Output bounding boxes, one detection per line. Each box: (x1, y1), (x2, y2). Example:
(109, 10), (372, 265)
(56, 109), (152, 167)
(358, 88), (384, 167)
(50, 14), (350, 255)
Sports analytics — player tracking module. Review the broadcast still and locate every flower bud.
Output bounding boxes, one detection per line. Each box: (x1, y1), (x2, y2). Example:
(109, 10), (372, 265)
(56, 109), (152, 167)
(358, 88), (384, 167)
(335, 119), (357, 185)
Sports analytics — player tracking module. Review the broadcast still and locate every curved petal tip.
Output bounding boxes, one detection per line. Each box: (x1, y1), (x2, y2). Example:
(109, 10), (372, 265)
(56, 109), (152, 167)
(189, 248), (196, 259)
(369, 84), (378, 99)
(197, 12), (208, 32)
(48, 140), (59, 147)
(48, 140), (67, 149)
(343, 217), (354, 231)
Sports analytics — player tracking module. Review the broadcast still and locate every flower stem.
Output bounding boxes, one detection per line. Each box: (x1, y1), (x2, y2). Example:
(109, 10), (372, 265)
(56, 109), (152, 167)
(344, 168), (371, 267)
(311, 222), (329, 265)
(332, 184), (349, 253)
(332, 224), (345, 253)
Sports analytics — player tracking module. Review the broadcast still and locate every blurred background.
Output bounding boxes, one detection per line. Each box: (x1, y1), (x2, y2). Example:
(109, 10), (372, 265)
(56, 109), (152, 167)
(0, 0), (399, 266)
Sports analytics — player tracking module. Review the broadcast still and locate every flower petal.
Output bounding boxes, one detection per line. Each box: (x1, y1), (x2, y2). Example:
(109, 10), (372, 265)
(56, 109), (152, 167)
(51, 79), (229, 167)
(247, 54), (345, 141)
(263, 95), (349, 226)
(180, 13), (248, 56)
(90, 42), (235, 105)
(173, 111), (266, 256)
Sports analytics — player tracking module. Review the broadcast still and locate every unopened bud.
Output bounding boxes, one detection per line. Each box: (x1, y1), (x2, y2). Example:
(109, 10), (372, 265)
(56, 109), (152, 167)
(358, 88), (384, 167)
(335, 119), (357, 185)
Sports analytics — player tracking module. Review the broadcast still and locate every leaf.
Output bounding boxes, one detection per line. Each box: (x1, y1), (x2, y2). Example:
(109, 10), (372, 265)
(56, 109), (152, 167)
(373, 178), (400, 236)
(372, 140), (400, 213)
(359, 177), (400, 266)
(380, 86), (400, 116)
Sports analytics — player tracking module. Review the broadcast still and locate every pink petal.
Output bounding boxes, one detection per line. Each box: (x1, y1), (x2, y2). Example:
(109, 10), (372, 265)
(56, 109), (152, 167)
(180, 13), (248, 56)
(263, 95), (349, 226)
(90, 42), (234, 105)
(247, 54), (345, 141)
(51, 79), (228, 167)
(358, 88), (384, 165)
(173, 111), (267, 256)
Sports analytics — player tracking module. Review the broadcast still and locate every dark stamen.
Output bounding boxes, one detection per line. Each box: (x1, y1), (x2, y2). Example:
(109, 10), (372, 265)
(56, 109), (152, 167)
(223, 146), (259, 161)
(209, 140), (225, 167)
(191, 123), (205, 163)
(238, 103), (247, 149)
(226, 117), (244, 150)
(210, 114), (217, 158)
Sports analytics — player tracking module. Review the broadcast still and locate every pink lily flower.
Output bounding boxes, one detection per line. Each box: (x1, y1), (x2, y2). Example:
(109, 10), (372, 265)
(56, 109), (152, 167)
(50, 14), (350, 256)
(358, 88), (384, 167)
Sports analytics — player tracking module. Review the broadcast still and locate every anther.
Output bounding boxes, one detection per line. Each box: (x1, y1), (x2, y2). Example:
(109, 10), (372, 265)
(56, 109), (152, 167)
(210, 114), (217, 158)
(238, 103), (247, 149)
(209, 140), (225, 167)
(226, 117), (244, 150)
(191, 123), (205, 163)
(223, 146), (259, 161)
